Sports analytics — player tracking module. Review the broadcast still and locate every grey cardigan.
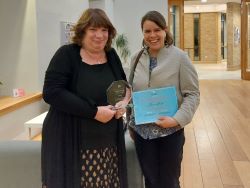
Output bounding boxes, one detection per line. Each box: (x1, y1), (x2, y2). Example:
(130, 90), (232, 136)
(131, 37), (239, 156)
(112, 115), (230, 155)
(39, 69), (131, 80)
(130, 45), (200, 128)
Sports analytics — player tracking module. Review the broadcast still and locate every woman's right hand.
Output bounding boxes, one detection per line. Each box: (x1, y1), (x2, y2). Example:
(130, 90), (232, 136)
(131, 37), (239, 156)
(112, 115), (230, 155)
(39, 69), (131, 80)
(94, 105), (116, 123)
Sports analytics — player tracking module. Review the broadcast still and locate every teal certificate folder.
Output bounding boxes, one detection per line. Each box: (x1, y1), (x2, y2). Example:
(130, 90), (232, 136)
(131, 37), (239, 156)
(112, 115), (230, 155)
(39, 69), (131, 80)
(132, 86), (178, 125)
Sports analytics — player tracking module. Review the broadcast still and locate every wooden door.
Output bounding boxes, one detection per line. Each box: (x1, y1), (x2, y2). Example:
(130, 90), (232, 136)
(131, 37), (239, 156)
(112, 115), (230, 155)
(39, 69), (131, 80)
(241, 0), (250, 80)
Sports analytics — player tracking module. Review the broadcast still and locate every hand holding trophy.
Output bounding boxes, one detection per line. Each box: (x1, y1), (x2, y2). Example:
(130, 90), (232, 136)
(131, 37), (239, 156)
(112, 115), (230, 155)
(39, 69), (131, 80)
(106, 80), (131, 119)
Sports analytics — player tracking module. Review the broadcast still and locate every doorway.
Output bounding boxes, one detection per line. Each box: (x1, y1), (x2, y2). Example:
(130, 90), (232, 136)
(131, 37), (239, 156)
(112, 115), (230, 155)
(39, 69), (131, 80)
(168, 0), (245, 80)
(241, 0), (250, 80)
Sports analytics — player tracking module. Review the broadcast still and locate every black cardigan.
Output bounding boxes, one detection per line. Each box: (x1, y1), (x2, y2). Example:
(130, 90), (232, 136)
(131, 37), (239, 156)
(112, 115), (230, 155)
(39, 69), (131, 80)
(41, 44), (128, 188)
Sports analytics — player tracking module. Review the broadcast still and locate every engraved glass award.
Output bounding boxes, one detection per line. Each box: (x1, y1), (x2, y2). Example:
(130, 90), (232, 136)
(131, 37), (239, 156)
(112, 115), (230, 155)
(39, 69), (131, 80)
(106, 80), (131, 106)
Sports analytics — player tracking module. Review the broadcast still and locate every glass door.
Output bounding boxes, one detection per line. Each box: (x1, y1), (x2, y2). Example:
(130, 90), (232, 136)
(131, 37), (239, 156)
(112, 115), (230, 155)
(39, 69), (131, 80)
(221, 13), (227, 60)
(241, 0), (250, 80)
(193, 13), (200, 61)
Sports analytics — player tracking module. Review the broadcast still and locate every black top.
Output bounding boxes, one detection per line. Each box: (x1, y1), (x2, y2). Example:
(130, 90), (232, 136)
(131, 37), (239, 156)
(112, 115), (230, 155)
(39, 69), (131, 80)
(78, 62), (117, 148)
(41, 44), (128, 188)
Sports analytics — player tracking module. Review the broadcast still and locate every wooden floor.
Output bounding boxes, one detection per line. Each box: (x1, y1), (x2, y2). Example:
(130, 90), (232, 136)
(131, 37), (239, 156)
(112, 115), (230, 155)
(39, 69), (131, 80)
(31, 80), (250, 188)
(180, 80), (250, 188)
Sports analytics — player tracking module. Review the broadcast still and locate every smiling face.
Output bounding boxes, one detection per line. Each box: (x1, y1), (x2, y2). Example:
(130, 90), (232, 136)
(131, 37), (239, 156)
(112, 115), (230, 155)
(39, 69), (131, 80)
(142, 20), (166, 56)
(72, 8), (116, 51)
(82, 26), (109, 53)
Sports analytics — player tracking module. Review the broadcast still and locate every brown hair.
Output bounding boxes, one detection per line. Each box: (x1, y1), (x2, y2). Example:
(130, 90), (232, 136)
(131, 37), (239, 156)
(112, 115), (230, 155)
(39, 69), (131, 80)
(71, 8), (116, 51)
(141, 11), (173, 47)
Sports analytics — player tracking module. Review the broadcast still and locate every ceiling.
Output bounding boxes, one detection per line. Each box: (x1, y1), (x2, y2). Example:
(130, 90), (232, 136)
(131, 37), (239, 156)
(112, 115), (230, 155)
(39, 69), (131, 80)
(184, 0), (241, 5)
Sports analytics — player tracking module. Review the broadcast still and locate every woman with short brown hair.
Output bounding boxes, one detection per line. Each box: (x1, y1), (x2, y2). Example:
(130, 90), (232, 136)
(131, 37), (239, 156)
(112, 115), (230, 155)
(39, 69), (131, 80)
(42, 8), (129, 188)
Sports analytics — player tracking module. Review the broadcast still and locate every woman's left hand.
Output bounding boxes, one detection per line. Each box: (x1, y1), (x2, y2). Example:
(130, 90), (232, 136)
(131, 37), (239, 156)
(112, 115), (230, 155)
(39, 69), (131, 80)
(155, 116), (178, 128)
(114, 101), (127, 119)
(114, 87), (131, 119)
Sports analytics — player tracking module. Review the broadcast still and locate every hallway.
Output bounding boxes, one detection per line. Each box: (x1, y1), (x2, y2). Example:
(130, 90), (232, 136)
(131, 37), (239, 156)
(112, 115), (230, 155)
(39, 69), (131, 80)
(195, 62), (241, 80)
(180, 79), (250, 188)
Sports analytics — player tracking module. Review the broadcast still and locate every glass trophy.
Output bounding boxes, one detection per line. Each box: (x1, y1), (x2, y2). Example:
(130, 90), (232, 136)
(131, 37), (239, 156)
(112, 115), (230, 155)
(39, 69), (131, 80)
(106, 80), (131, 107)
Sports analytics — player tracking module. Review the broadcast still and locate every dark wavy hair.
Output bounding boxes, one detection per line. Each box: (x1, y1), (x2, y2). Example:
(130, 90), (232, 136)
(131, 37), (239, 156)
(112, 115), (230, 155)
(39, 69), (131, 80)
(71, 8), (116, 51)
(141, 11), (173, 47)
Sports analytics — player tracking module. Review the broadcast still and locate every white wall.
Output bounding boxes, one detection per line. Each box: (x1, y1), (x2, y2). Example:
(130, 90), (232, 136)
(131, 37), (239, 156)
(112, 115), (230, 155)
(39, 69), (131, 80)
(0, 0), (39, 96)
(36, 0), (89, 87)
(89, 0), (114, 23)
(104, 0), (114, 23)
(0, 0), (89, 95)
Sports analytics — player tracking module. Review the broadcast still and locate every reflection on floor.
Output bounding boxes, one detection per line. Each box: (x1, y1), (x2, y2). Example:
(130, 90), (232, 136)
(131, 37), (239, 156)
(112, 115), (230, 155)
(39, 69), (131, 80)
(194, 62), (241, 80)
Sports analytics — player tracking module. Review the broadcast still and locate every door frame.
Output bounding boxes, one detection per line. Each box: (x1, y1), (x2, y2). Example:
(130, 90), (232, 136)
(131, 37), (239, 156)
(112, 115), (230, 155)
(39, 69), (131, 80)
(168, 0), (184, 49)
(241, 0), (250, 80)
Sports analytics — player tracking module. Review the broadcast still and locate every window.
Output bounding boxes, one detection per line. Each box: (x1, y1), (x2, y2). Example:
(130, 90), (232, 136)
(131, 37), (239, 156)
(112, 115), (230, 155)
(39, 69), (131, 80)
(193, 14), (200, 61)
(221, 13), (227, 59)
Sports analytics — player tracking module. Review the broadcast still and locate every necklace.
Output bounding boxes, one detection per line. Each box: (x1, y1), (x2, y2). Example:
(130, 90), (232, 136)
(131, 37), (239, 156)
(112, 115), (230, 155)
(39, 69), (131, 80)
(80, 48), (106, 65)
